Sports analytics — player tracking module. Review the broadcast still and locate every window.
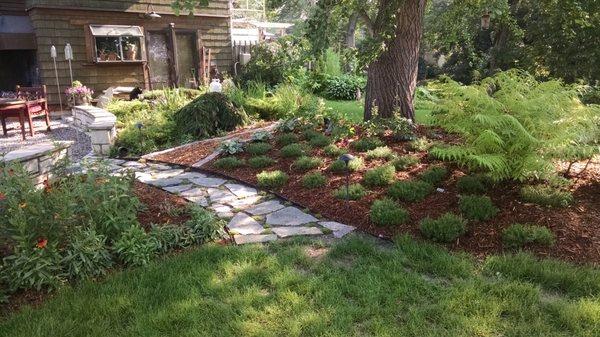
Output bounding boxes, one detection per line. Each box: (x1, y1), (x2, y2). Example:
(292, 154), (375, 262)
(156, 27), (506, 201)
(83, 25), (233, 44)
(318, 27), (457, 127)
(89, 25), (144, 63)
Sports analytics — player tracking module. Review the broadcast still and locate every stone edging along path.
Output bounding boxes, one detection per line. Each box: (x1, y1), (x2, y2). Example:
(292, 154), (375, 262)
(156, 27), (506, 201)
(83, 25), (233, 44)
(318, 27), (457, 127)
(90, 157), (355, 245)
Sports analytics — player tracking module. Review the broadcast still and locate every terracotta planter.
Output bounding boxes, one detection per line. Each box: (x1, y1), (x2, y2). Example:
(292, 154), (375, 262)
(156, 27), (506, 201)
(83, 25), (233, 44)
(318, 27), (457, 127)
(107, 52), (118, 61)
(125, 49), (137, 60)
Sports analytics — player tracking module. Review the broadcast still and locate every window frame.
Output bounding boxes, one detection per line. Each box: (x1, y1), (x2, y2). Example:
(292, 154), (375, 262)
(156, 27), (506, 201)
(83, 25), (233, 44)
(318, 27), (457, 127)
(89, 25), (146, 64)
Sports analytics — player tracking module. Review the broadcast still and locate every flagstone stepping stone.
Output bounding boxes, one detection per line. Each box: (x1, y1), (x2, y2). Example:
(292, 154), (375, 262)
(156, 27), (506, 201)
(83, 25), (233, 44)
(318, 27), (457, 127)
(225, 183), (258, 198)
(180, 187), (206, 197)
(135, 171), (153, 182)
(319, 221), (355, 238)
(227, 195), (263, 209)
(147, 163), (172, 171)
(272, 226), (322, 238)
(234, 234), (278, 245)
(266, 207), (318, 226)
(178, 172), (207, 180)
(163, 184), (193, 194)
(148, 177), (184, 187)
(122, 161), (147, 168)
(186, 196), (209, 207)
(207, 188), (238, 204)
(211, 204), (233, 214)
(189, 176), (226, 188)
(246, 200), (285, 215)
(107, 159), (125, 166)
(227, 213), (264, 235)
(150, 169), (185, 180)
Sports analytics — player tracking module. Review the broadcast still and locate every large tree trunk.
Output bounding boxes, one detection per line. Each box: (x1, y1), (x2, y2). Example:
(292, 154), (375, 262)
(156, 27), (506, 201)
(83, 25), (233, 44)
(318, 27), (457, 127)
(345, 14), (359, 49)
(364, 0), (426, 121)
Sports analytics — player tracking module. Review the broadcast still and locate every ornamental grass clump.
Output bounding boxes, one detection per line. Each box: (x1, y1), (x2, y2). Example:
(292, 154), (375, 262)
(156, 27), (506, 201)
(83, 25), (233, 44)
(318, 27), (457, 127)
(309, 134), (332, 148)
(280, 143), (308, 158)
(420, 213), (467, 243)
(392, 155), (420, 170)
(276, 132), (299, 146)
(388, 180), (434, 202)
(292, 156), (323, 171)
(502, 224), (555, 249)
(459, 195), (498, 221)
(364, 165), (396, 187)
(351, 137), (384, 152)
(302, 172), (327, 189)
(520, 185), (573, 207)
(246, 142), (272, 155)
(248, 155), (276, 169)
(457, 174), (493, 194)
(334, 183), (367, 200)
(370, 198), (409, 227)
(213, 156), (245, 170)
(366, 146), (396, 160)
(419, 166), (448, 185)
(257, 170), (289, 189)
(329, 157), (364, 173)
(323, 144), (347, 157)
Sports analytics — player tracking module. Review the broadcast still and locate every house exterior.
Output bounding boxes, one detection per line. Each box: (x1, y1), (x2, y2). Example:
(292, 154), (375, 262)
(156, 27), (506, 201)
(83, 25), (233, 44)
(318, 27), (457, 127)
(0, 0), (233, 105)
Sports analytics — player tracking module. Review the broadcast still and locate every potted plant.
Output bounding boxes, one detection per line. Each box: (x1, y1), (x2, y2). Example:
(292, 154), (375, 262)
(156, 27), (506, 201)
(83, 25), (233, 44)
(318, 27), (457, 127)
(65, 81), (93, 107)
(124, 43), (137, 60)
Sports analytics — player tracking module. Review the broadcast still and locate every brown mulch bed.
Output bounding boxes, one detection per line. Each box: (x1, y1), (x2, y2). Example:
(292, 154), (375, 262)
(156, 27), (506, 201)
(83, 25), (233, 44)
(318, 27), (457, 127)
(149, 121), (275, 166)
(201, 127), (600, 265)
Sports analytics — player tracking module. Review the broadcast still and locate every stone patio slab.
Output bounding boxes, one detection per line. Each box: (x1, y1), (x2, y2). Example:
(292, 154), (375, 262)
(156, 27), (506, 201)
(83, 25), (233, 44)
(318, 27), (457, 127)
(246, 200), (285, 215)
(147, 177), (184, 187)
(207, 188), (238, 204)
(163, 184), (193, 194)
(266, 207), (318, 226)
(272, 226), (323, 238)
(227, 195), (263, 209)
(190, 176), (227, 188)
(180, 187), (206, 197)
(186, 196), (209, 207)
(319, 221), (355, 238)
(227, 213), (264, 235)
(225, 183), (258, 198)
(234, 234), (278, 245)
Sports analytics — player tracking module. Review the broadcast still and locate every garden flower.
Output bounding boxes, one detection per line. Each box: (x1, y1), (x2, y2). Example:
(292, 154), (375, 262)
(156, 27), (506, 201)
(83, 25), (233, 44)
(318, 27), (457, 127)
(19, 202), (27, 208)
(0, 192), (5, 201)
(36, 238), (48, 249)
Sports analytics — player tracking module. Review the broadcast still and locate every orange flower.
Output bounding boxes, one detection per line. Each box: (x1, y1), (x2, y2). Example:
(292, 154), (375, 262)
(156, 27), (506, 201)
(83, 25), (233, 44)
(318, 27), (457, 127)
(43, 179), (52, 193)
(36, 238), (48, 249)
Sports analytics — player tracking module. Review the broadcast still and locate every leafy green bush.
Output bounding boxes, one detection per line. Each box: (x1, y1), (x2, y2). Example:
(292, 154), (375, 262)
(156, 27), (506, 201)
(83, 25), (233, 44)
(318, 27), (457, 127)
(113, 226), (157, 267)
(370, 198), (409, 227)
(388, 180), (434, 202)
(363, 165), (396, 187)
(351, 137), (384, 152)
(302, 128), (322, 140)
(246, 142), (272, 155)
(392, 155), (420, 170)
(257, 170), (289, 189)
(185, 206), (224, 244)
(245, 84), (319, 120)
(323, 144), (347, 157)
(248, 156), (276, 169)
(408, 137), (433, 152)
(309, 134), (332, 148)
(292, 156), (323, 171)
(420, 213), (467, 243)
(276, 133), (299, 146)
(418, 166), (448, 185)
(250, 130), (272, 142)
(457, 174), (493, 194)
(320, 74), (366, 100)
(280, 143), (308, 158)
(1, 246), (63, 292)
(459, 195), (499, 221)
(219, 139), (245, 155)
(334, 183), (367, 200)
(329, 157), (364, 173)
(173, 92), (248, 139)
(61, 228), (112, 281)
(150, 225), (196, 254)
(213, 156), (245, 170)
(106, 100), (150, 125)
(302, 172), (327, 189)
(520, 185), (573, 207)
(502, 224), (555, 249)
(365, 146), (396, 160)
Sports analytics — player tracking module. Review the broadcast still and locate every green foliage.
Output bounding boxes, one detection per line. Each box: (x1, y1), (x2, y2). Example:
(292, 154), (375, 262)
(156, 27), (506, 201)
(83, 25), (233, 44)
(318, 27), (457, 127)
(248, 156), (276, 169)
(365, 146), (395, 160)
(246, 142), (272, 155)
(459, 195), (499, 221)
(334, 183), (367, 201)
(392, 155), (420, 170)
(245, 84), (319, 120)
(302, 128), (322, 140)
(185, 206), (224, 244)
(61, 228), (112, 281)
(502, 224), (555, 249)
(457, 174), (493, 194)
(173, 92), (248, 139)
(149, 225), (196, 254)
(520, 185), (573, 208)
(420, 213), (467, 243)
(430, 71), (600, 181)
(370, 199), (409, 227)
(329, 157), (364, 173)
(408, 137), (433, 152)
(323, 144), (347, 157)
(308, 134), (332, 148)
(292, 156), (323, 171)
(388, 180), (434, 202)
(276, 133), (299, 146)
(1, 246), (63, 292)
(250, 131), (272, 143)
(351, 137), (384, 152)
(418, 166), (448, 185)
(106, 100), (150, 125)
(363, 165), (396, 187)
(280, 143), (308, 158)
(219, 139), (245, 155)
(319, 74), (366, 100)
(257, 170), (289, 189)
(213, 156), (245, 170)
(301, 172), (327, 189)
(113, 226), (157, 267)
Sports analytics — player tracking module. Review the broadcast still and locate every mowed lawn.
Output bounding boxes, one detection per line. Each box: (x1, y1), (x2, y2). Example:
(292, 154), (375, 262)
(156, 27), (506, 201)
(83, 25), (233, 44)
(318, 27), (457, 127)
(1, 235), (599, 337)
(324, 99), (433, 125)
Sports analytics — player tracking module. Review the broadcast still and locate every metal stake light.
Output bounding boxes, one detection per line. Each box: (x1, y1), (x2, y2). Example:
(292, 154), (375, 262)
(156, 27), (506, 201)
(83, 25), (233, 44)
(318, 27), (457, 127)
(338, 153), (356, 209)
(50, 45), (63, 112)
(64, 43), (74, 84)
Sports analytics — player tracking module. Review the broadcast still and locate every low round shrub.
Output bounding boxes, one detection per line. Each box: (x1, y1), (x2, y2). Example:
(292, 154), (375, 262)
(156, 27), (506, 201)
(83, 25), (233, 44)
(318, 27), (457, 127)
(280, 143), (308, 158)
(363, 165), (396, 187)
(292, 156), (323, 171)
(276, 133), (299, 146)
(392, 155), (420, 170)
(370, 198), (409, 227)
(303, 129), (322, 140)
(365, 146), (396, 160)
(1, 245), (63, 292)
(62, 228), (113, 281)
(388, 180), (434, 202)
(520, 185), (573, 207)
(320, 74), (366, 100)
(459, 195), (498, 221)
(502, 224), (555, 249)
(309, 134), (332, 148)
(420, 213), (467, 243)
(457, 174), (493, 194)
(334, 183), (367, 200)
(185, 206), (224, 243)
(114, 226), (158, 267)
(248, 155), (276, 169)
(246, 142), (272, 155)
(323, 144), (347, 157)
(213, 156), (245, 170)
(257, 170), (289, 189)
(351, 137), (384, 152)
(408, 137), (433, 152)
(302, 172), (327, 189)
(329, 157), (364, 173)
(419, 166), (448, 185)
(149, 224), (196, 254)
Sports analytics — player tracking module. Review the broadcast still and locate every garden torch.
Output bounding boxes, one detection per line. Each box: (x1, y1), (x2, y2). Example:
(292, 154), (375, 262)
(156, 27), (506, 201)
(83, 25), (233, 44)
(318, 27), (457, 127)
(50, 45), (63, 112)
(64, 43), (74, 84)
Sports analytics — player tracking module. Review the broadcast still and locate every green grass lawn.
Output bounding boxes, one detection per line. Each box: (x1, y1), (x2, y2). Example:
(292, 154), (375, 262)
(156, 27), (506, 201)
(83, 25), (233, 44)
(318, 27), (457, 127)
(323, 99), (433, 125)
(2, 235), (599, 337)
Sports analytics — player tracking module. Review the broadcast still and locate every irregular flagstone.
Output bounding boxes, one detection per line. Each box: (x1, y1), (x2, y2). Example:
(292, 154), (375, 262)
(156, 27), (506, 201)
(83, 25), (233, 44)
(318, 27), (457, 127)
(225, 183), (258, 198)
(147, 177), (184, 187)
(180, 187), (207, 197)
(234, 234), (278, 245)
(272, 226), (323, 238)
(122, 161), (147, 168)
(246, 200), (285, 215)
(226, 195), (263, 209)
(186, 195), (209, 207)
(107, 159), (125, 166)
(147, 163), (172, 171)
(149, 169), (185, 180)
(266, 207), (318, 226)
(163, 184), (193, 194)
(319, 221), (355, 238)
(135, 171), (153, 183)
(207, 188), (238, 204)
(210, 204), (234, 218)
(189, 176), (227, 188)
(227, 213), (264, 235)
(178, 171), (207, 180)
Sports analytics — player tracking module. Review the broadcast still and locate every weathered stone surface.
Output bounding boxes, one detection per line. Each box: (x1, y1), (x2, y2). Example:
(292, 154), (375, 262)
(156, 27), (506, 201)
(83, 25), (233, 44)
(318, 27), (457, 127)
(319, 221), (355, 238)
(147, 177), (184, 187)
(186, 196), (209, 207)
(190, 176), (226, 188)
(272, 226), (323, 238)
(135, 171), (153, 182)
(180, 187), (206, 197)
(150, 169), (185, 179)
(147, 163), (172, 171)
(227, 213), (264, 235)
(178, 171), (207, 180)
(122, 161), (147, 168)
(227, 195), (263, 209)
(225, 183), (258, 198)
(246, 200), (285, 215)
(107, 159), (125, 166)
(163, 184), (193, 194)
(207, 188), (238, 204)
(266, 207), (318, 226)
(210, 204), (233, 213)
(234, 234), (278, 245)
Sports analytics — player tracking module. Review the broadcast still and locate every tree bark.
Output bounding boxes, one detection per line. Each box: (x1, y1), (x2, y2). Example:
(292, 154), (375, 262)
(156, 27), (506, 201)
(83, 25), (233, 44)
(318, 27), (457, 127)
(364, 0), (426, 122)
(345, 14), (359, 49)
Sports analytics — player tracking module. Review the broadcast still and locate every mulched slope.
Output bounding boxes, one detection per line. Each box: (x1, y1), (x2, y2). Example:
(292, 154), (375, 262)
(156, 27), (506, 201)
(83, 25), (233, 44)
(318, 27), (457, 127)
(203, 128), (600, 265)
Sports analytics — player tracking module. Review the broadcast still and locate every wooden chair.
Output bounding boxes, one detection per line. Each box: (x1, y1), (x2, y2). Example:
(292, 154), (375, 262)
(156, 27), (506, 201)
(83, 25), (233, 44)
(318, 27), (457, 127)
(16, 85), (51, 136)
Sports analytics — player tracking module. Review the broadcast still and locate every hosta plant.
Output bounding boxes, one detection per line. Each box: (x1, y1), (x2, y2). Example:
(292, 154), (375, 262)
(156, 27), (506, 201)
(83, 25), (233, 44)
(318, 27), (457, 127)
(250, 130), (271, 142)
(220, 138), (244, 155)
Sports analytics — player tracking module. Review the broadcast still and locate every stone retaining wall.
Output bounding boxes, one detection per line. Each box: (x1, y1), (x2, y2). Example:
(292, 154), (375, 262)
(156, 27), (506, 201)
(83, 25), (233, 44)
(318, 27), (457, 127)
(72, 105), (116, 156)
(1, 141), (73, 187)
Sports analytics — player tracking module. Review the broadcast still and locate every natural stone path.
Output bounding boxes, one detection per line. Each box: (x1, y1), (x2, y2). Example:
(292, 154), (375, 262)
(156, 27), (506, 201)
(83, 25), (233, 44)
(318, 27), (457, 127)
(81, 156), (355, 244)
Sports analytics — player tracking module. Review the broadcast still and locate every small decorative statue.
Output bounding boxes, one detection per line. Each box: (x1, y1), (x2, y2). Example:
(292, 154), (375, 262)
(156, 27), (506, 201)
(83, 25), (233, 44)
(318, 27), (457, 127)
(209, 78), (223, 93)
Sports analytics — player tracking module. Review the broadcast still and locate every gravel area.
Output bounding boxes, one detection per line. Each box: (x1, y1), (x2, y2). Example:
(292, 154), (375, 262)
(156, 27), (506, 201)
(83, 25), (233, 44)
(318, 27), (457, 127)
(0, 119), (91, 161)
